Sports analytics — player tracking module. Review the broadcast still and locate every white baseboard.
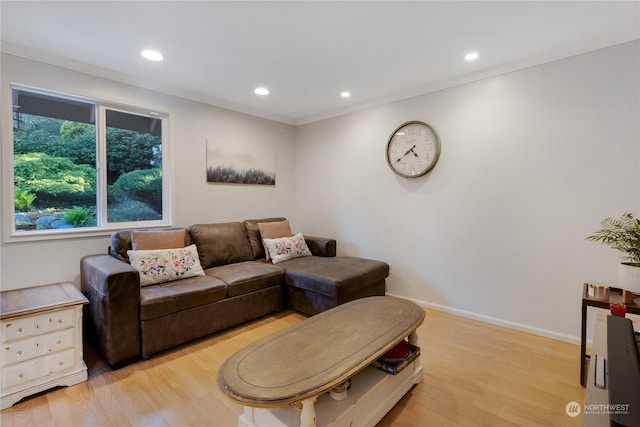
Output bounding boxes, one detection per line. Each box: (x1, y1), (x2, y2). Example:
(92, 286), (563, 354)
(386, 292), (581, 345)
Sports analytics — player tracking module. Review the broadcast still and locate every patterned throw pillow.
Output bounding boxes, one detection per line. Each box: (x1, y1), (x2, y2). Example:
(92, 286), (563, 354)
(127, 244), (205, 286)
(262, 233), (312, 264)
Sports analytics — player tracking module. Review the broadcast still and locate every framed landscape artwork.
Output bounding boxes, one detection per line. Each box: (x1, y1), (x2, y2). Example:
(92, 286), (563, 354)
(206, 139), (276, 185)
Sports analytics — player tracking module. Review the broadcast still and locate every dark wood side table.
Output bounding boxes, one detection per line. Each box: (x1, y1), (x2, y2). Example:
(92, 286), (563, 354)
(580, 283), (640, 386)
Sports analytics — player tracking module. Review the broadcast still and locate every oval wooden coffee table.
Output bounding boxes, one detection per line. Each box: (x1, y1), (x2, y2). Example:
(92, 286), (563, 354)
(218, 296), (425, 427)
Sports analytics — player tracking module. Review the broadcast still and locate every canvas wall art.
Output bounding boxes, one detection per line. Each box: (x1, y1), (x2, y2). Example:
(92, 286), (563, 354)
(206, 139), (276, 185)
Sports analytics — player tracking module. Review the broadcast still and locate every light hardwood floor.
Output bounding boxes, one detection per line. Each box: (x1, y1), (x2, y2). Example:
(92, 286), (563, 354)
(1, 308), (585, 426)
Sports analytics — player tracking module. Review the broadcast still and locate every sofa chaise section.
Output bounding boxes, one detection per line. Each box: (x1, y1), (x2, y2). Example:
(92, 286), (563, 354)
(281, 255), (389, 315)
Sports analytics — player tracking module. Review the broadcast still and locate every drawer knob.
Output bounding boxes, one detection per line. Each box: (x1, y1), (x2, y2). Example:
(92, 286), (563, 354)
(16, 350), (24, 357)
(16, 327), (25, 334)
(56, 340), (62, 346)
(57, 361), (64, 367)
(57, 319), (64, 325)
(17, 373), (24, 380)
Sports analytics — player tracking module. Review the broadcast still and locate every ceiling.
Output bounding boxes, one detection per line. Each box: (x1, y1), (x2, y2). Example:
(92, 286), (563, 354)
(1, 1), (639, 125)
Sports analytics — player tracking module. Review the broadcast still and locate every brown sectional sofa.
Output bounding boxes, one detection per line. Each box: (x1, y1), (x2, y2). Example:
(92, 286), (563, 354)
(81, 218), (389, 366)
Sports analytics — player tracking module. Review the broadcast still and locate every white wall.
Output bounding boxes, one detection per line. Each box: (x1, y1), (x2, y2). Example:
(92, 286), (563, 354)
(0, 54), (297, 290)
(295, 41), (640, 341)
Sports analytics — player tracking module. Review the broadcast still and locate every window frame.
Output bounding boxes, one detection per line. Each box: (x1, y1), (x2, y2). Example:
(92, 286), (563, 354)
(4, 83), (173, 242)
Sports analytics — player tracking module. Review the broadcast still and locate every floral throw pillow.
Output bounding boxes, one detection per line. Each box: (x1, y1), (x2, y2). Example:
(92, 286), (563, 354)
(127, 244), (205, 286)
(262, 233), (312, 264)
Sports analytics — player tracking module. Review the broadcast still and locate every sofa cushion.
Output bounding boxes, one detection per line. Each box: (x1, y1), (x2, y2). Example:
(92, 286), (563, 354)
(205, 261), (284, 298)
(131, 229), (186, 250)
(258, 220), (292, 261)
(110, 228), (190, 263)
(140, 274), (227, 321)
(188, 222), (253, 268)
(281, 256), (389, 298)
(243, 217), (287, 259)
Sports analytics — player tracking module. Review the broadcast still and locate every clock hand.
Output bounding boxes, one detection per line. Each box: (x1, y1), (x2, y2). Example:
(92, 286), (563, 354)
(396, 145), (417, 162)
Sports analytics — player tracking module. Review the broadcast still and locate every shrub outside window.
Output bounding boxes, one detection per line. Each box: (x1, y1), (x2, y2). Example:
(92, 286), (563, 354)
(10, 85), (170, 238)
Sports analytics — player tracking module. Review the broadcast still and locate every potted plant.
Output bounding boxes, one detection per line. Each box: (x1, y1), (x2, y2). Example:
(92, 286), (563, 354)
(586, 212), (640, 293)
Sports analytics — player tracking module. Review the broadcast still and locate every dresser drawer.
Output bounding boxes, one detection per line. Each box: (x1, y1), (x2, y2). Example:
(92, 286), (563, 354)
(2, 327), (74, 366)
(1, 308), (74, 344)
(2, 317), (37, 342)
(1, 349), (76, 392)
(44, 328), (74, 354)
(45, 349), (75, 374)
(2, 359), (37, 390)
(2, 336), (45, 365)
(37, 309), (74, 333)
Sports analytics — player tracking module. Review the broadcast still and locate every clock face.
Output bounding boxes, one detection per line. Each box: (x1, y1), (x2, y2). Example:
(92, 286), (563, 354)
(386, 121), (441, 178)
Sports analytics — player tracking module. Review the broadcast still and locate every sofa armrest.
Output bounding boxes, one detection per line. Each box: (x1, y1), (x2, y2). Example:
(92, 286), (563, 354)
(304, 236), (337, 257)
(81, 254), (141, 366)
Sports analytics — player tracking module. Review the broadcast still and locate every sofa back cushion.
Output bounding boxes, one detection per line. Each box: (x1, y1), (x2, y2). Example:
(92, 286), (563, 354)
(258, 220), (293, 262)
(110, 228), (190, 263)
(243, 217), (287, 260)
(188, 222), (253, 268)
(131, 229), (186, 251)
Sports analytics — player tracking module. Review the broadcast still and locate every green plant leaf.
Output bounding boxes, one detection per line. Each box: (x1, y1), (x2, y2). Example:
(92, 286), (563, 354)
(586, 212), (640, 264)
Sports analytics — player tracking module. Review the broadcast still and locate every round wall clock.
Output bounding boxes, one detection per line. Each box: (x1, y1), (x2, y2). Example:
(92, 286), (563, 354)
(385, 121), (441, 178)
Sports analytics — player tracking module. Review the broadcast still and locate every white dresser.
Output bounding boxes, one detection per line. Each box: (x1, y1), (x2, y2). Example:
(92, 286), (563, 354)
(1, 282), (88, 410)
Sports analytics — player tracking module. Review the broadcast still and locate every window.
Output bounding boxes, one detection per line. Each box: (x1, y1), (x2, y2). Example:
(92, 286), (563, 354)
(9, 85), (170, 237)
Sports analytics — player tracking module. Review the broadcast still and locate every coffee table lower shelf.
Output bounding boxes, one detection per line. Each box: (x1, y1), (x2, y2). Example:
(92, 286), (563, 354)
(238, 359), (423, 427)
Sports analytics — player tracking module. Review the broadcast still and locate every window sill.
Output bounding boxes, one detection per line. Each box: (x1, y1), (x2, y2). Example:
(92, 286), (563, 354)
(5, 222), (172, 243)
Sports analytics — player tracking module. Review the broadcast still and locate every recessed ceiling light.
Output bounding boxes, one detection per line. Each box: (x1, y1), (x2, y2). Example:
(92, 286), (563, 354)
(341, 91), (351, 98)
(141, 49), (164, 61)
(464, 52), (479, 61)
(254, 87), (270, 96)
